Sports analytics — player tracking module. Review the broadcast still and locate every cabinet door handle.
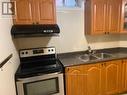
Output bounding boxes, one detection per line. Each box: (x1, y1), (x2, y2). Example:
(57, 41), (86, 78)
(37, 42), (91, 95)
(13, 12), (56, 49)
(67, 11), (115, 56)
(122, 60), (123, 63)
(36, 22), (39, 24)
(101, 63), (106, 67)
(104, 63), (106, 66)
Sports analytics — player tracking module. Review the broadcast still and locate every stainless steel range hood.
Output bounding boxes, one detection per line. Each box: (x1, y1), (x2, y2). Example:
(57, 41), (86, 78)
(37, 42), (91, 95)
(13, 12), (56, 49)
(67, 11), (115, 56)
(11, 24), (60, 37)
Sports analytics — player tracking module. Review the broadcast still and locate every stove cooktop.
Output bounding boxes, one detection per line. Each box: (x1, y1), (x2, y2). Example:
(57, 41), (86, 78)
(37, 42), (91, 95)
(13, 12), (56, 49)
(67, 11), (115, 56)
(15, 47), (63, 79)
(15, 59), (63, 78)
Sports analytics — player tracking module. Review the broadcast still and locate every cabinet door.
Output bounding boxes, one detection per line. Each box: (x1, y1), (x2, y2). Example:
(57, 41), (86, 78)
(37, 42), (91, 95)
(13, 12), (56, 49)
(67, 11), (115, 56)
(104, 60), (121, 95)
(121, 60), (127, 92)
(124, 60), (127, 91)
(92, 0), (107, 34)
(65, 66), (85, 95)
(84, 63), (102, 95)
(121, 0), (127, 33)
(35, 0), (56, 24)
(107, 0), (121, 34)
(14, 0), (34, 24)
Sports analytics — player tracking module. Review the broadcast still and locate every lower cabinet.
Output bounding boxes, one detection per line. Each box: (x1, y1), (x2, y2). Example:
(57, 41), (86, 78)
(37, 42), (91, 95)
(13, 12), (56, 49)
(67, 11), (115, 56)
(65, 65), (85, 95)
(124, 60), (127, 91)
(84, 63), (102, 95)
(120, 59), (127, 93)
(104, 60), (121, 95)
(65, 60), (122, 95)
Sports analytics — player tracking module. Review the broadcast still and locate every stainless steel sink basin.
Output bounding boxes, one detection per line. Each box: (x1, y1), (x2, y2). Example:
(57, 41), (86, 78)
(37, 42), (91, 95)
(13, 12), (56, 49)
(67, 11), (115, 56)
(79, 53), (113, 62)
(79, 54), (99, 62)
(93, 53), (113, 59)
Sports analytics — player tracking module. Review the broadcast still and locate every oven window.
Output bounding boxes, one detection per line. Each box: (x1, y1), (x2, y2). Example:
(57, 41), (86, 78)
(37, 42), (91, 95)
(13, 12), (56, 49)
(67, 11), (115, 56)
(24, 78), (59, 95)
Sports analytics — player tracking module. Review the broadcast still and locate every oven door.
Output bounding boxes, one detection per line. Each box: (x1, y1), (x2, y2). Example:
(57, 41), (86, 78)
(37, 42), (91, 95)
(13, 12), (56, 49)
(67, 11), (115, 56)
(16, 73), (64, 95)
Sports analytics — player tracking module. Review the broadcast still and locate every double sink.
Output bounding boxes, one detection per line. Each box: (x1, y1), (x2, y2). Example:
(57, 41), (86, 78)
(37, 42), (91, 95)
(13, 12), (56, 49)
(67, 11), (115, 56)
(79, 53), (114, 62)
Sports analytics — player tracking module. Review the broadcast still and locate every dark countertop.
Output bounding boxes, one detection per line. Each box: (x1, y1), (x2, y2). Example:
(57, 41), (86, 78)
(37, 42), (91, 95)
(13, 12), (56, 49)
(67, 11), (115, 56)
(58, 47), (127, 67)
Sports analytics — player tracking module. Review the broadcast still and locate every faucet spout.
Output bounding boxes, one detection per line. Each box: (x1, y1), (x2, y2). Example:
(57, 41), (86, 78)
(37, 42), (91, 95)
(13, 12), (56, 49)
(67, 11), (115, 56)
(87, 46), (96, 55)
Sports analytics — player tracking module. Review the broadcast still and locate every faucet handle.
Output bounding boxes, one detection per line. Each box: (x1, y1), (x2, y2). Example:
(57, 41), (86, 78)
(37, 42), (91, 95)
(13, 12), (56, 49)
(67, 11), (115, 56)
(87, 46), (96, 55)
(88, 46), (92, 53)
(92, 50), (96, 54)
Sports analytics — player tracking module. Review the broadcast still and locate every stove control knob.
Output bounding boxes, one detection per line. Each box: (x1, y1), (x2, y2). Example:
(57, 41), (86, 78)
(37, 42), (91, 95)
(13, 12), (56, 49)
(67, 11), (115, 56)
(48, 49), (50, 52)
(22, 52), (24, 55)
(25, 52), (28, 54)
(51, 49), (54, 51)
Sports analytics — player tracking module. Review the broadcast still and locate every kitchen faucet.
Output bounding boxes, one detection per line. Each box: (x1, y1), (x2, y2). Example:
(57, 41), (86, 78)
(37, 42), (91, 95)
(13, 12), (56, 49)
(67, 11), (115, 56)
(87, 46), (96, 55)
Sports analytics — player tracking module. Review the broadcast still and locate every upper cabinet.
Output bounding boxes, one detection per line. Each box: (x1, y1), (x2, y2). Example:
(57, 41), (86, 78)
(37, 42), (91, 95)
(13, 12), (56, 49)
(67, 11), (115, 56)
(86, 0), (107, 35)
(13, 0), (56, 25)
(107, 0), (121, 34)
(35, 0), (56, 24)
(85, 0), (121, 35)
(121, 0), (127, 33)
(13, 0), (34, 24)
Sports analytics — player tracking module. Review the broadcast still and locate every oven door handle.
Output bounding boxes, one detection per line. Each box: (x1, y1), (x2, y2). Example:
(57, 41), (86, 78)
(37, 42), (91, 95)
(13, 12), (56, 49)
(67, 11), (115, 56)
(17, 72), (62, 82)
(37, 72), (61, 76)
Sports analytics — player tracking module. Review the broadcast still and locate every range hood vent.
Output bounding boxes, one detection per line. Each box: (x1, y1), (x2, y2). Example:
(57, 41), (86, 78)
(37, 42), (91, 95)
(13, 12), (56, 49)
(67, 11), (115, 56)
(11, 24), (60, 37)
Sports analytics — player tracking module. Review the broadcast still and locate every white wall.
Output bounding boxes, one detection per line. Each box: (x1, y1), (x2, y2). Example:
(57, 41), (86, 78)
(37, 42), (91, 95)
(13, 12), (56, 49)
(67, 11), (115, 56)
(15, 9), (120, 53)
(119, 41), (127, 47)
(0, 1), (20, 95)
(119, 35), (127, 47)
(15, 10), (89, 53)
(86, 34), (120, 49)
